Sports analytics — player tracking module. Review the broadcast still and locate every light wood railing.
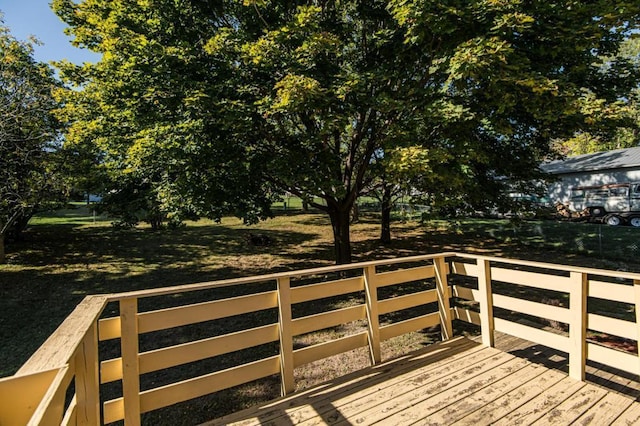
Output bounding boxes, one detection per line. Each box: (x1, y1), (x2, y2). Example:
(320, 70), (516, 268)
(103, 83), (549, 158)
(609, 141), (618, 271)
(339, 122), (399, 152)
(2, 252), (640, 425)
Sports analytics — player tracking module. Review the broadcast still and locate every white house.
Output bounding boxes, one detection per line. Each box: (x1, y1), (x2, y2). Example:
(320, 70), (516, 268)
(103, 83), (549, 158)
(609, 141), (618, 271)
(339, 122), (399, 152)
(541, 146), (640, 204)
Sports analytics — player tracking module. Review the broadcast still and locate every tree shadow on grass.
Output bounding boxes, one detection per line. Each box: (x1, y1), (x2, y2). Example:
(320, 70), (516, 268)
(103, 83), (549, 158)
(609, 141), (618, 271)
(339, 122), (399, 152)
(0, 222), (325, 376)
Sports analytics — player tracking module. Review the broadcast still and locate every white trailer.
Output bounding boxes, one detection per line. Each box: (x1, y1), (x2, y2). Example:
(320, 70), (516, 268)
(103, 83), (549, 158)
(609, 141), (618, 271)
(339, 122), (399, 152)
(568, 182), (640, 226)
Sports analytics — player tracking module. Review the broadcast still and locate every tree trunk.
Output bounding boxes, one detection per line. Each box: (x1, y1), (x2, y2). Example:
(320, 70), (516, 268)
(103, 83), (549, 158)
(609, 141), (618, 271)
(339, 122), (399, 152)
(0, 233), (5, 264)
(351, 203), (360, 223)
(380, 186), (392, 244)
(328, 207), (353, 264)
(302, 200), (309, 212)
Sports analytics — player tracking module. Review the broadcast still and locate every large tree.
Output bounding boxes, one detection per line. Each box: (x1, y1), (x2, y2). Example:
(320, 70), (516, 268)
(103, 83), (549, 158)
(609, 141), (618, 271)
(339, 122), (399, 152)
(0, 23), (63, 263)
(55, 1), (639, 264)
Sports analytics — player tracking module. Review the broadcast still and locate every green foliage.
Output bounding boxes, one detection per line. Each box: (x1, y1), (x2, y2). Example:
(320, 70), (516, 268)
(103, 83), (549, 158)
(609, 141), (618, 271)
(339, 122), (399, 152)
(53, 0), (640, 263)
(0, 22), (65, 260)
(52, 0), (276, 229)
(556, 37), (640, 155)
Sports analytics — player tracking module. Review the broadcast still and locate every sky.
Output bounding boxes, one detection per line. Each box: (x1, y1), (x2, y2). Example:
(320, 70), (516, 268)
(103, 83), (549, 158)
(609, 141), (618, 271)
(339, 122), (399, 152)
(0, 0), (100, 65)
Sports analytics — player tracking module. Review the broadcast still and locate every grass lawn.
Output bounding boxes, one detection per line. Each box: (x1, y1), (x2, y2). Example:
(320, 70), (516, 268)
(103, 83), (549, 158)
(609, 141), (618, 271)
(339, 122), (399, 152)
(2, 205), (640, 422)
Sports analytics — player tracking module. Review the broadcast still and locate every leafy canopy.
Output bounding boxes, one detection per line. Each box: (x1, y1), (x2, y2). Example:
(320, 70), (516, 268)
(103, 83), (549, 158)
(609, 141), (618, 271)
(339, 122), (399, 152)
(53, 0), (640, 262)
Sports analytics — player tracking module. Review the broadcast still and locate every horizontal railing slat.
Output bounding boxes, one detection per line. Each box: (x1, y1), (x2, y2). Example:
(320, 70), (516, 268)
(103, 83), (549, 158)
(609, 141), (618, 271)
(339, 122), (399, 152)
(99, 291), (279, 341)
(494, 318), (570, 352)
(374, 265), (435, 287)
(587, 343), (638, 375)
(587, 314), (637, 341)
(293, 332), (368, 368)
(139, 291), (279, 334)
(25, 366), (70, 426)
(291, 277), (364, 304)
(378, 290), (437, 315)
(451, 285), (479, 302)
(100, 324), (280, 384)
(454, 253), (640, 281)
(103, 356), (281, 424)
(291, 305), (366, 336)
(491, 267), (571, 291)
(450, 262), (479, 277)
(588, 280), (634, 303)
(104, 253), (455, 302)
(0, 368), (65, 426)
(493, 294), (570, 324)
(379, 312), (440, 341)
(98, 317), (120, 341)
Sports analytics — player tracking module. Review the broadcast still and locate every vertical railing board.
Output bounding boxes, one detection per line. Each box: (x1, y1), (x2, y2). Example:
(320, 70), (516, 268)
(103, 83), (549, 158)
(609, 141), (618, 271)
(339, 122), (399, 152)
(477, 259), (495, 347)
(61, 395), (77, 426)
(364, 266), (381, 364)
(435, 257), (453, 340)
(74, 322), (100, 425)
(569, 272), (588, 381)
(277, 277), (295, 396)
(120, 298), (141, 426)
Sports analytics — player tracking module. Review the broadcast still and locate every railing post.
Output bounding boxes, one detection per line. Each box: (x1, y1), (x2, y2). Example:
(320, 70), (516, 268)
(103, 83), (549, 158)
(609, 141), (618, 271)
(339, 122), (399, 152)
(434, 256), (453, 340)
(120, 298), (141, 426)
(477, 259), (495, 347)
(74, 322), (100, 425)
(634, 279), (640, 378)
(364, 266), (381, 364)
(569, 272), (588, 381)
(277, 277), (295, 395)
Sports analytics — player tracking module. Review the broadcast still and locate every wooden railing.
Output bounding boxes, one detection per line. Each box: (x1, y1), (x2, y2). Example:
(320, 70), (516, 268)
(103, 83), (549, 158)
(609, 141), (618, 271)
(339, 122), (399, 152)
(1, 252), (640, 425)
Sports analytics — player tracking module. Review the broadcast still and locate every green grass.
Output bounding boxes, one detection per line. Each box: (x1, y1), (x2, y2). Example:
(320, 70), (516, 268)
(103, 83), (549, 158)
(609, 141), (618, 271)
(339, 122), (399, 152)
(2, 210), (640, 423)
(30, 202), (110, 226)
(422, 218), (640, 265)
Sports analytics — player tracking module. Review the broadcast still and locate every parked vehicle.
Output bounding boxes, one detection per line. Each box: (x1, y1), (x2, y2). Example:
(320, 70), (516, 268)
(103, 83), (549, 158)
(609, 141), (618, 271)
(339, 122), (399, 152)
(567, 183), (640, 226)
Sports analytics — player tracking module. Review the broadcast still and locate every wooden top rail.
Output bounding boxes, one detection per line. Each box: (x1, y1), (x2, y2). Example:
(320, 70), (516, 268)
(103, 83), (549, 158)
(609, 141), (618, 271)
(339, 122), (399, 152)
(98, 251), (640, 304)
(102, 253), (450, 302)
(453, 253), (640, 281)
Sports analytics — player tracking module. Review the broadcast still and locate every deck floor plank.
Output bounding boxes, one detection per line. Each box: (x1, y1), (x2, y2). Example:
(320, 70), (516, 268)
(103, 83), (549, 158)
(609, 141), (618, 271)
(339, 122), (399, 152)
(308, 347), (513, 426)
(612, 401), (640, 425)
(492, 377), (586, 426)
(572, 392), (635, 426)
(202, 335), (640, 426)
(451, 368), (568, 425)
(529, 383), (608, 425)
(364, 356), (531, 426)
(404, 362), (548, 426)
(330, 350), (519, 426)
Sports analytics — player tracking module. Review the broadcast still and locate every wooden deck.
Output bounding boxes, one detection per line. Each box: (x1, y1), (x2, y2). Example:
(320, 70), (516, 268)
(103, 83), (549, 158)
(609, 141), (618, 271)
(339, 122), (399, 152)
(206, 334), (640, 426)
(7, 253), (640, 425)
